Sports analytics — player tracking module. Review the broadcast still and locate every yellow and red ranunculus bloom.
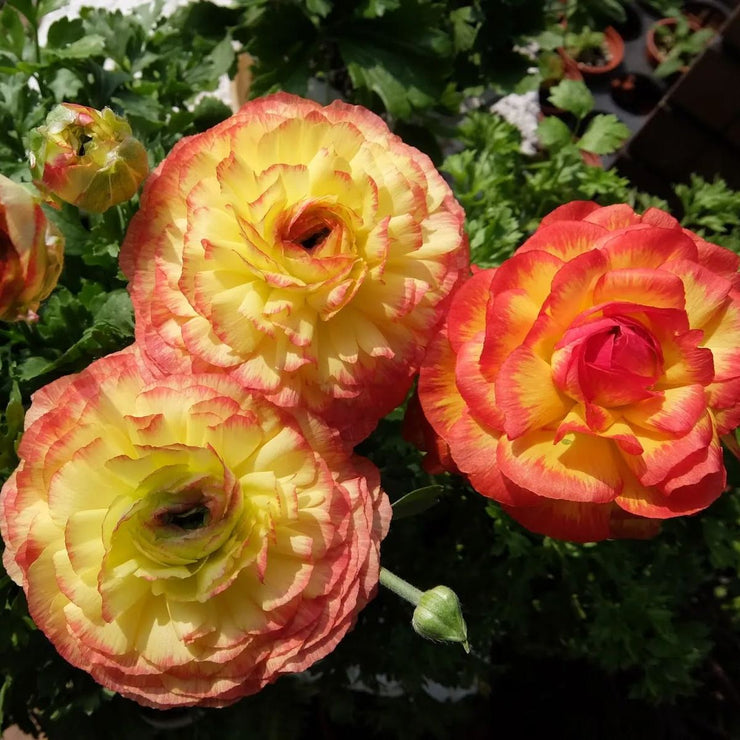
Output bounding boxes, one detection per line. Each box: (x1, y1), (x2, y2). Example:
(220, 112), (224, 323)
(416, 201), (740, 542)
(0, 347), (390, 708)
(119, 93), (468, 444)
(0, 175), (63, 322)
(30, 103), (149, 213)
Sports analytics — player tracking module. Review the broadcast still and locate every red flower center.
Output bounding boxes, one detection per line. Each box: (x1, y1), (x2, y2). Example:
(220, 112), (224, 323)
(556, 316), (664, 407)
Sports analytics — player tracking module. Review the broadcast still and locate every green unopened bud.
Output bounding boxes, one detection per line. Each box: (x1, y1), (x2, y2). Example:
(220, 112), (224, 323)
(412, 585), (469, 653)
(30, 103), (149, 213)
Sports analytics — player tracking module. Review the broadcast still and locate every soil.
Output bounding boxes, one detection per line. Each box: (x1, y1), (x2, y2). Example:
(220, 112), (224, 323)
(577, 46), (610, 67)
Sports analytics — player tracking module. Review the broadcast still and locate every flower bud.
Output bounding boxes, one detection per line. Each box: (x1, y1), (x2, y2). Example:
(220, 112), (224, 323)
(0, 176), (64, 322)
(412, 585), (470, 652)
(30, 103), (149, 213)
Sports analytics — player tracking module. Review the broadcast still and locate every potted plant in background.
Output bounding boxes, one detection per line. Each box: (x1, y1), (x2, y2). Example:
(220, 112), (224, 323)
(683, 1), (729, 31)
(561, 25), (625, 75)
(647, 14), (716, 76)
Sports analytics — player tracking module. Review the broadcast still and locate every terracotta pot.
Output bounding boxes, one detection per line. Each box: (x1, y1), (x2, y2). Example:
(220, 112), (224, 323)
(560, 26), (625, 76)
(646, 16), (701, 72)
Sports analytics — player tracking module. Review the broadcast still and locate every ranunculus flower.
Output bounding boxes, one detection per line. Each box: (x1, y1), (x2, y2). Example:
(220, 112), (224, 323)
(30, 103), (149, 213)
(0, 347), (390, 708)
(416, 202), (740, 542)
(0, 175), (63, 322)
(119, 93), (468, 443)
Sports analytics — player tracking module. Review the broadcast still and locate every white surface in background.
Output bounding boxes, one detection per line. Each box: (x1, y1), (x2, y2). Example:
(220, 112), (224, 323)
(37, 0), (241, 111)
(490, 91), (541, 155)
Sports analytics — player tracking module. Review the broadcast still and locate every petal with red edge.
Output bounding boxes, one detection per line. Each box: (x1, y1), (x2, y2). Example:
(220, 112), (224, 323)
(600, 226), (698, 270)
(701, 296), (740, 382)
(640, 208), (680, 229)
(456, 331), (504, 432)
(583, 203), (642, 231)
(660, 329), (714, 388)
(498, 431), (622, 504)
(478, 250), (563, 372)
(401, 392), (457, 475)
(662, 259), (731, 329)
(592, 268), (686, 311)
(620, 412), (714, 487)
(537, 201), (601, 228)
(417, 325), (467, 441)
(446, 409), (538, 506)
(495, 345), (571, 439)
(709, 377), (740, 434)
(516, 221), (607, 261)
(502, 499), (613, 542)
(689, 233), (740, 290)
(525, 249), (607, 358)
(622, 385), (707, 436)
(446, 268), (496, 353)
(616, 440), (724, 518)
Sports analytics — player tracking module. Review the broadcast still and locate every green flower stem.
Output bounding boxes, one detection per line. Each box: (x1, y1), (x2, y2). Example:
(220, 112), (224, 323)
(379, 567), (423, 606)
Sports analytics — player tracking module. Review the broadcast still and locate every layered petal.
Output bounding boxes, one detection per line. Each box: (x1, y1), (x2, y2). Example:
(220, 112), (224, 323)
(0, 347), (390, 708)
(121, 93), (468, 444)
(0, 176), (64, 321)
(416, 201), (740, 542)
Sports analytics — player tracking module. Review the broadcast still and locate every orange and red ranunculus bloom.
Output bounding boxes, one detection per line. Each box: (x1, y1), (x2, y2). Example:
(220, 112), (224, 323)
(0, 175), (64, 322)
(119, 93), (468, 444)
(30, 103), (149, 213)
(417, 202), (740, 542)
(0, 347), (390, 708)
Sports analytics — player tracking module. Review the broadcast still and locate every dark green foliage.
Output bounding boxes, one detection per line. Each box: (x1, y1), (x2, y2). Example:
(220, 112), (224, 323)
(443, 80), (631, 267)
(237, 0), (549, 120)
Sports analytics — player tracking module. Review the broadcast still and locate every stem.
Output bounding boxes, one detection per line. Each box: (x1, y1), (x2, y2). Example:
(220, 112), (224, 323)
(379, 567), (423, 606)
(31, 19), (41, 65)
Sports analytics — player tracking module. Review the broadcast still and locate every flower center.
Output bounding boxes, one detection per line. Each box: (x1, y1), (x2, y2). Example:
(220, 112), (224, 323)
(155, 501), (211, 531)
(297, 225), (331, 250)
(286, 208), (336, 252)
(76, 133), (93, 157)
(578, 318), (663, 406)
(553, 315), (665, 407)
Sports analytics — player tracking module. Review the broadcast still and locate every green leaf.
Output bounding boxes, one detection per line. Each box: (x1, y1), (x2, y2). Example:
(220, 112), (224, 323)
(90, 290), (134, 335)
(357, 0), (401, 18)
(305, 0), (333, 17)
(46, 16), (85, 48)
(0, 673), (12, 728)
(340, 37), (440, 119)
(47, 68), (84, 102)
(547, 79), (594, 119)
(0, 382), (24, 471)
(5, 0), (35, 27)
(17, 355), (50, 382)
(577, 114), (630, 154)
(450, 6), (479, 52)
(45, 33), (106, 60)
(391, 485), (444, 520)
(4, 382), (24, 439)
(675, 174), (740, 234)
(537, 116), (572, 149)
(191, 96), (233, 132)
(536, 29), (567, 52)
(207, 35), (236, 80)
(37, 0), (67, 20)
(0, 5), (26, 59)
